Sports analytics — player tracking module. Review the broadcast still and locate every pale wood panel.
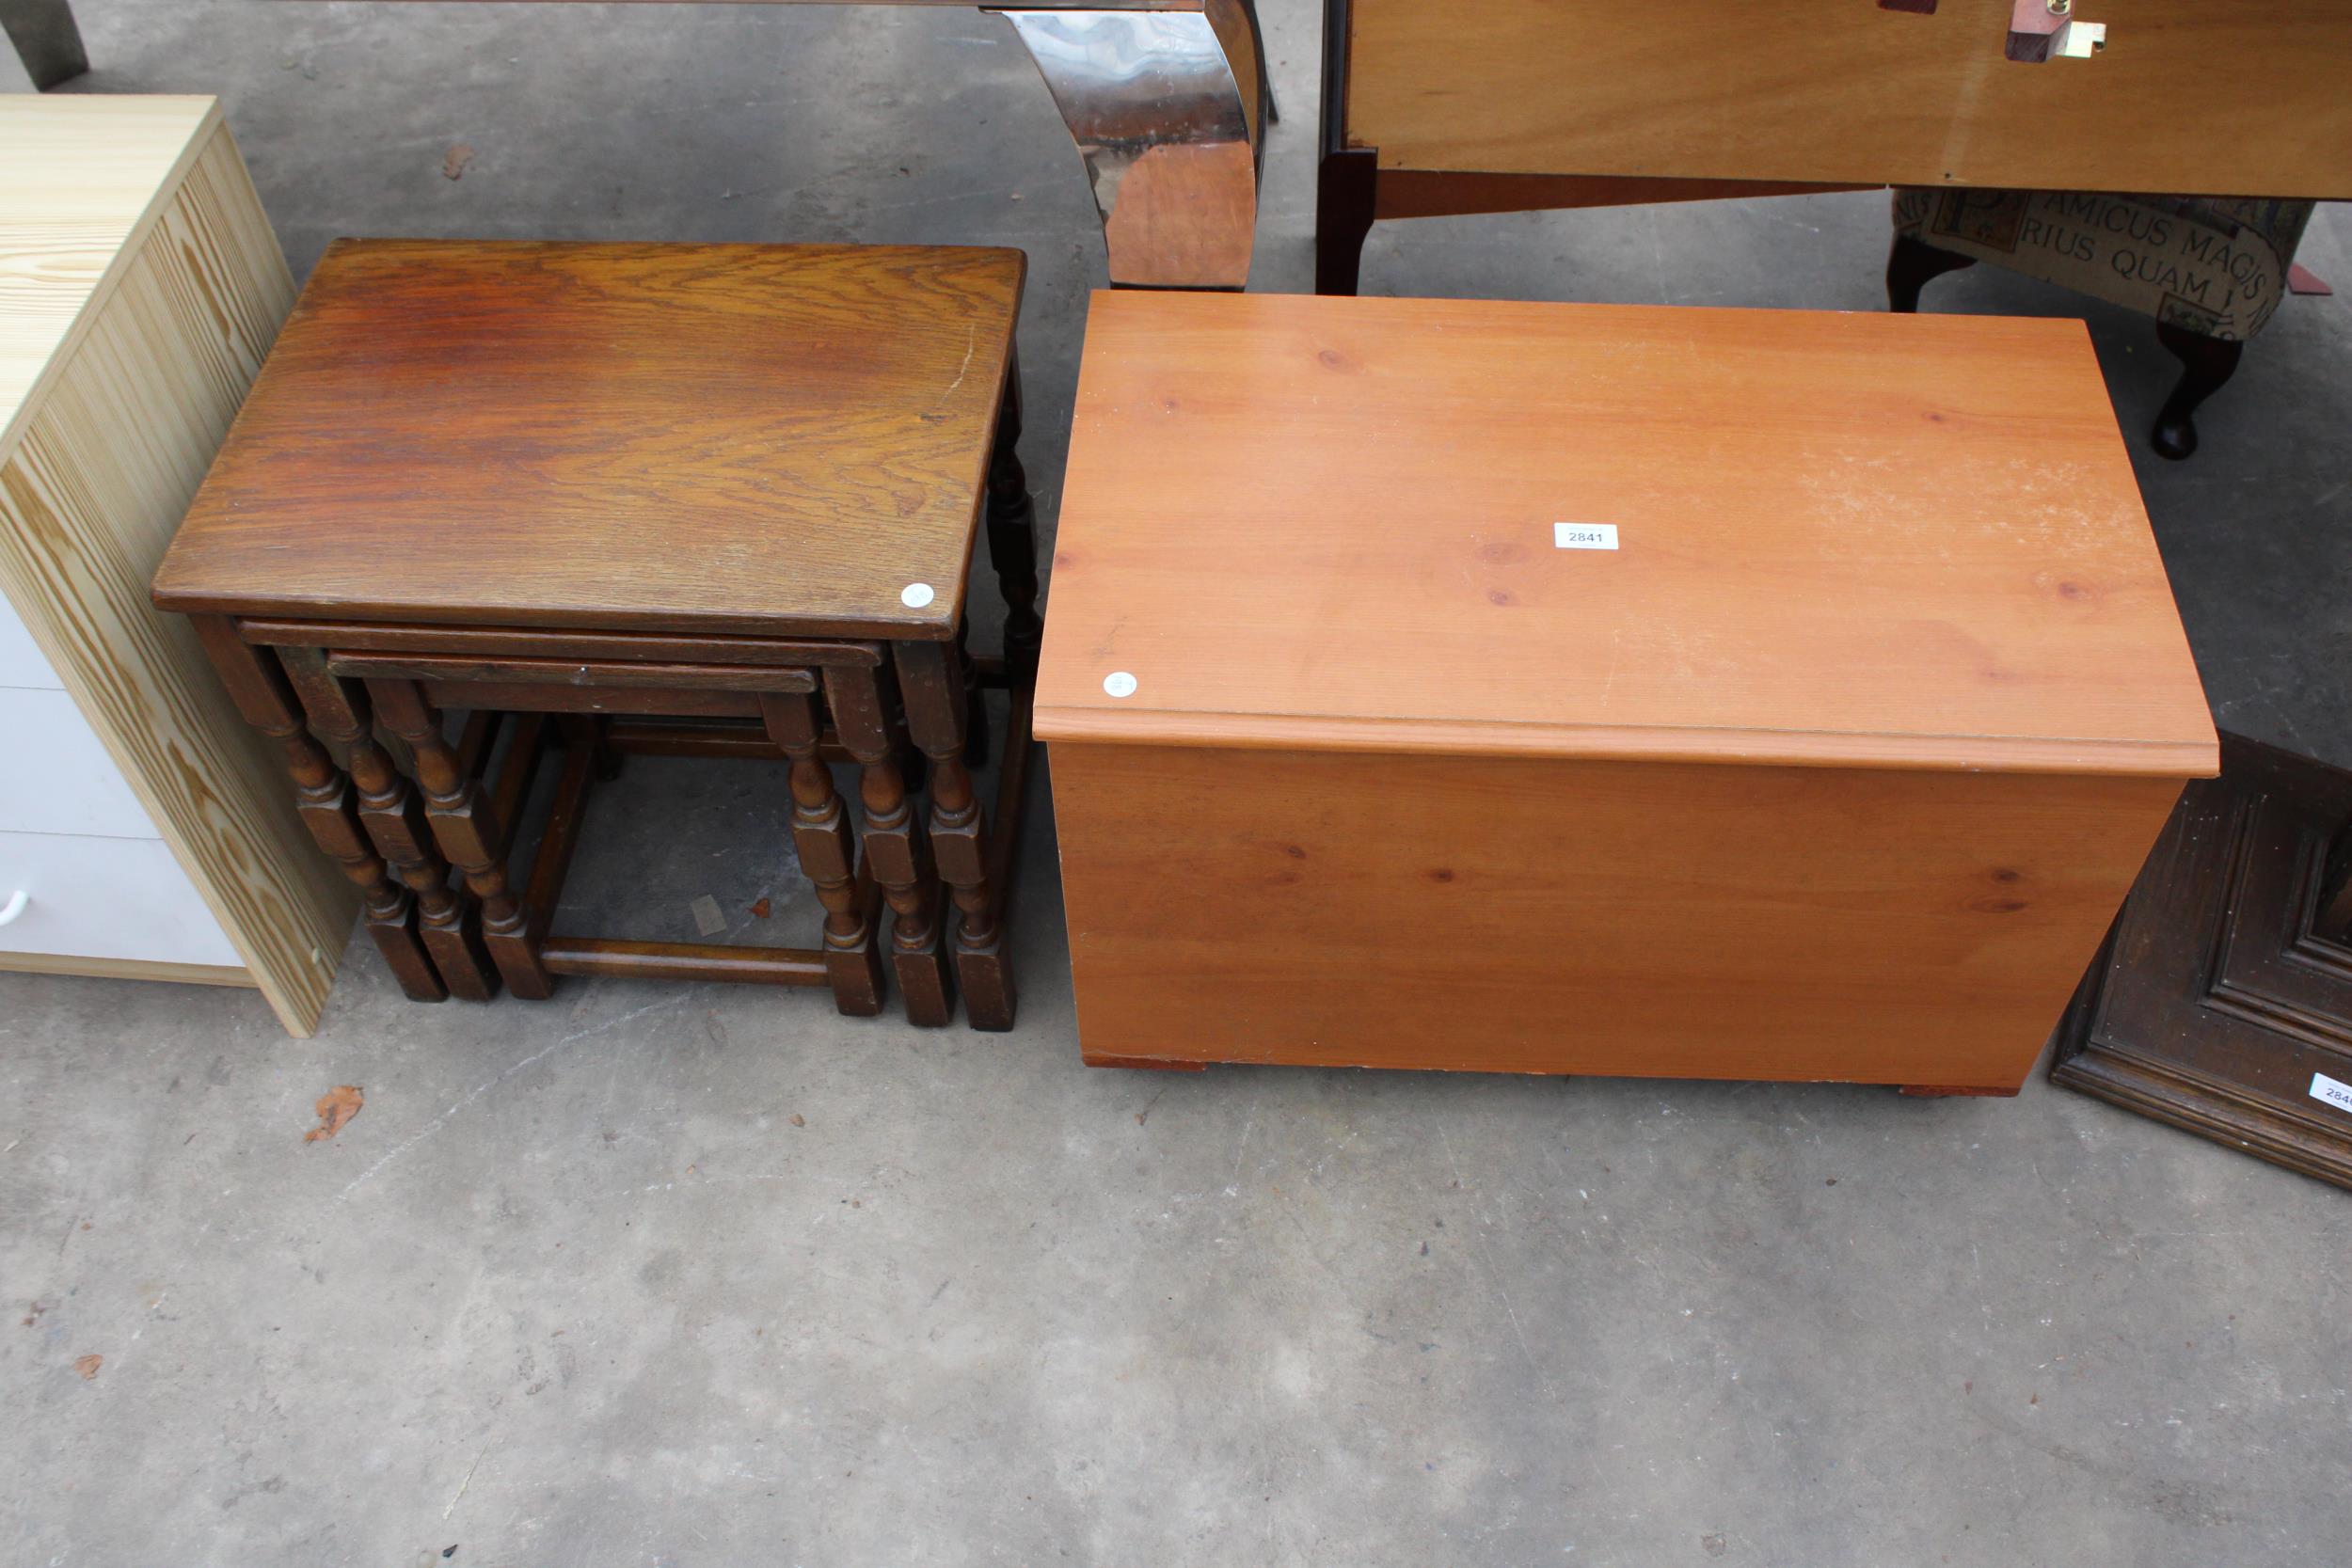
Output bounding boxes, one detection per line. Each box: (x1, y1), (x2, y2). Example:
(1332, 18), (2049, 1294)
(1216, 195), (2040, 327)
(0, 952), (255, 989)
(0, 118), (357, 1035)
(1346, 0), (2352, 198)
(0, 97), (222, 453)
(1054, 743), (2185, 1088)
(1037, 292), (2216, 776)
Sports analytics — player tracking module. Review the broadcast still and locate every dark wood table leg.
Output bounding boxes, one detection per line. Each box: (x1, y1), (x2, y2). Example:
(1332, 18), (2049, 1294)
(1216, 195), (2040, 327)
(824, 660), (952, 1026)
(1315, 2), (1377, 298)
(189, 619), (444, 1002)
(1885, 231), (1978, 314)
(366, 677), (555, 1001)
(1315, 149), (1379, 298)
(2152, 321), (2244, 462)
(761, 690), (885, 1017)
(896, 641), (1015, 1031)
(274, 647), (496, 1001)
(0, 0), (88, 91)
(988, 357), (1044, 674)
(590, 713), (625, 780)
(959, 612), (988, 769)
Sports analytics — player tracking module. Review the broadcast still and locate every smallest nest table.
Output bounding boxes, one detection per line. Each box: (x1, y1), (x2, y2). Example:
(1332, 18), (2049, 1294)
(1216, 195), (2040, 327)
(153, 241), (1040, 1030)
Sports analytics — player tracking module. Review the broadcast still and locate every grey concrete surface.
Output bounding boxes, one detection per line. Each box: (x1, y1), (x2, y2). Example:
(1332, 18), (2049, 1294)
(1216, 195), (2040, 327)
(6, 4), (2351, 1564)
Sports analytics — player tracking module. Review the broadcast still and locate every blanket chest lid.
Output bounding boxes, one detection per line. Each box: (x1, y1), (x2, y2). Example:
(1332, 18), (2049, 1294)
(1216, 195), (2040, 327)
(1034, 292), (2217, 777)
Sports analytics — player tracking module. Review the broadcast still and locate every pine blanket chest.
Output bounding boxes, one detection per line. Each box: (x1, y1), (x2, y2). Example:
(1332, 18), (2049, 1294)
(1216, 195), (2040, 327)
(1036, 293), (2217, 1092)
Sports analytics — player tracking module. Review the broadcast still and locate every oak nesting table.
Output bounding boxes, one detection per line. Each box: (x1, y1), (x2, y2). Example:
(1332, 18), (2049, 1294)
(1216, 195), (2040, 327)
(153, 241), (1039, 1030)
(1039, 292), (2218, 1092)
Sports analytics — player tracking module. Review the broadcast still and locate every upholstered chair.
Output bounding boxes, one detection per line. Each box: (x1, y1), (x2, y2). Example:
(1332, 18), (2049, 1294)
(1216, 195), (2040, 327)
(1888, 189), (2316, 459)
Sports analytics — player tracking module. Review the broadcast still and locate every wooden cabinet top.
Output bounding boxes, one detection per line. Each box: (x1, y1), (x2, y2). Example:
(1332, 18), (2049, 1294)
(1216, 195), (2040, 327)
(1036, 292), (2217, 778)
(2, 96), (223, 461)
(1343, 0), (2352, 198)
(151, 240), (1025, 640)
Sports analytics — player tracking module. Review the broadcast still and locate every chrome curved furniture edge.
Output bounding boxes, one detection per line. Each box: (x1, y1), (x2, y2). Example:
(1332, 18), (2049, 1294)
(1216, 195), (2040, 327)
(258, 0), (1273, 292)
(997, 0), (1266, 289)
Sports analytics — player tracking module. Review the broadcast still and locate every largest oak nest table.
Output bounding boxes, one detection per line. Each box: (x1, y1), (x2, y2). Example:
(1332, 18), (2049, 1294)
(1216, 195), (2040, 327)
(153, 240), (1041, 1031)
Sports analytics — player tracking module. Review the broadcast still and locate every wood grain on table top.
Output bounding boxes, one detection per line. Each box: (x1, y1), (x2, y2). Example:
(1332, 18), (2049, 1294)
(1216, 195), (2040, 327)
(1036, 291), (2217, 777)
(153, 241), (1025, 639)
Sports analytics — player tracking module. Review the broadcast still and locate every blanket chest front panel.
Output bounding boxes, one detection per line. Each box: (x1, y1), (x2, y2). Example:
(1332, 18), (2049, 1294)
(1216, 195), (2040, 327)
(1053, 742), (2185, 1088)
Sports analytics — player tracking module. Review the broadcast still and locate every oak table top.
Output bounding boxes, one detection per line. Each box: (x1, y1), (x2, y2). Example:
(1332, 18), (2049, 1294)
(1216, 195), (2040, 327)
(152, 240), (1025, 640)
(1038, 291), (2217, 779)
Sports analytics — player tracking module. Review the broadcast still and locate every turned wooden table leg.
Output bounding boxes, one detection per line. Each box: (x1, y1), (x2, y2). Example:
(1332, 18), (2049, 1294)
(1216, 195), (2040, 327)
(825, 659), (952, 1026)
(589, 713), (625, 781)
(989, 356), (1043, 674)
(959, 612), (989, 768)
(366, 677), (554, 1001)
(190, 620), (444, 1002)
(896, 641), (1015, 1030)
(275, 647), (496, 1001)
(761, 690), (885, 1017)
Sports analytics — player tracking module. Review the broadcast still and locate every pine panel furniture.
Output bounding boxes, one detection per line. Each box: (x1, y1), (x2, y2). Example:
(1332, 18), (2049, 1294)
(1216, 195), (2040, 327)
(0, 95), (358, 1029)
(153, 240), (1039, 1029)
(1317, 0), (2352, 294)
(1038, 291), (2217, 1091)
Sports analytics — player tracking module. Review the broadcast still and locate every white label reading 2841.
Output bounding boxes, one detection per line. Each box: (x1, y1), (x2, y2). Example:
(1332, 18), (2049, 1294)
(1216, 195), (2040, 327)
(1554, 523), (1619, 551)
(2311, 1071), (2352, 1116)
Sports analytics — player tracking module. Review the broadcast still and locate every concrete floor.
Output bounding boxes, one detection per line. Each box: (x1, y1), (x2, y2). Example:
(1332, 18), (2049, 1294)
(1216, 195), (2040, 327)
(7, 4), (2352, 1564)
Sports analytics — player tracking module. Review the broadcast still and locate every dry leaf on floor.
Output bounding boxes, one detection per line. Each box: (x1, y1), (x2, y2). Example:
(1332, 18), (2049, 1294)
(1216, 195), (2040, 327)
(74, 1354), (102, 1380)
(750, 897), (771, 920)
(305, 1085), (364, 1143)
(442, 144), (475, 181)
